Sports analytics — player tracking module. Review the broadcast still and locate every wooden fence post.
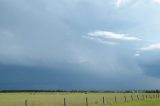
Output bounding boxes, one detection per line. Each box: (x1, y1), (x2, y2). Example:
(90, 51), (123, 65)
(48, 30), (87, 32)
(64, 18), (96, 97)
(146, 95), (148, 99)
(64, 98), (66, 106)
(102, 96), (105, 104)
(25, 99), (28, 106)
(115, 96), (117, 103)
(124, 96), (127, 102)
(131, 95), (133, 101)
(137, 95), (139, 100)
(150, 95), (152, 99)
(86, 97), (88, 106)
(142, 95), (145, 100)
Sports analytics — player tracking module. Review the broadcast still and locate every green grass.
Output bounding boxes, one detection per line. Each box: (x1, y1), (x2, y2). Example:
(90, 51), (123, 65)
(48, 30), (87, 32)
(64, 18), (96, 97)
(104, 99), (160, 106)
(0, 92), (159, 106)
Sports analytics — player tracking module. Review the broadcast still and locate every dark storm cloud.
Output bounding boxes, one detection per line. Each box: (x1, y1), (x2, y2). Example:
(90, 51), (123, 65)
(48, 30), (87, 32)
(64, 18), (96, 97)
(0, 63), (97, 90)
(141, 63), (160, 78)
(0, 63), (144, 90)
(137, 50), (160, 78)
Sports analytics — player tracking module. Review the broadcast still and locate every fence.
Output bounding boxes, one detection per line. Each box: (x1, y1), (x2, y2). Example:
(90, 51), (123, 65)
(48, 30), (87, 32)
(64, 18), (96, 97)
(0, 93), (160, 106)
(22, 93), (160, 106)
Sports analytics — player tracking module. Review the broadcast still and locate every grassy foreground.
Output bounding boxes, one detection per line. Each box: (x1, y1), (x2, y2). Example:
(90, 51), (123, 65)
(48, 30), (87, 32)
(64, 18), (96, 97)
(0, 92), (159, 106)
(104, 99), (160, 106)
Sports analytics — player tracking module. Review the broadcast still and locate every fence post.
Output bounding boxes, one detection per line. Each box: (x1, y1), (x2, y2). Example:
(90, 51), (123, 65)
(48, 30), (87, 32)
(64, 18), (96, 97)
(150, 95), (152, 99)
(86, 97), (88, 106)
(137, 95), (139, 100)
(64, 98), (66, 106)
(146, 95), (148, 99)
(25, 99), (28, 106)
(115, 96), (117, 103)
(102, 96), (105, 104)
(131, 95), (133, 101)
(142, 95), (145, 100)
(124, 96), (127, 102)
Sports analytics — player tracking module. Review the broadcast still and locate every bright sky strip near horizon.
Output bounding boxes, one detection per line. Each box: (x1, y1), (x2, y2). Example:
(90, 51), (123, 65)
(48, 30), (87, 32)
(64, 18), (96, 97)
(1, 0), (160, 90)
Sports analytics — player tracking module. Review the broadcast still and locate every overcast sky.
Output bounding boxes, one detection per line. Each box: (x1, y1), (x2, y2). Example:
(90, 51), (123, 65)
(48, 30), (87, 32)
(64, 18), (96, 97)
(1, 0), (160, 90)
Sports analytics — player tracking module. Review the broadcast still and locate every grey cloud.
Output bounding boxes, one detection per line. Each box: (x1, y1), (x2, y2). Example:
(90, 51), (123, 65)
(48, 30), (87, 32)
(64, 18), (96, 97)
(137, 50), (160, 78)
(141, 63), (160, 78)
(1, 0), (160, 90)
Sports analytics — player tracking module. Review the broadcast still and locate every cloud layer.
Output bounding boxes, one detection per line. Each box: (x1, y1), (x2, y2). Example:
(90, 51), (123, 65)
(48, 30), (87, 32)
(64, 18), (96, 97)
(1, 0), (160, 90)
(88, 31), (141, 41)
(153, 0), (160, 3)
(115, 0), (130, 7)
(140, 43), (160, 51)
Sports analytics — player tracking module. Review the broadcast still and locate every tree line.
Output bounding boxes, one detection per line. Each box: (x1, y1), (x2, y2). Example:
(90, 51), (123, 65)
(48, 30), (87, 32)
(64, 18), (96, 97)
(0, 90), (160, 93)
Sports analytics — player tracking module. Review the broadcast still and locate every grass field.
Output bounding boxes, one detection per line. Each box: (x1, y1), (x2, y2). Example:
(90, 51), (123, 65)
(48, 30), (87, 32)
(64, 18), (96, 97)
(0, 92), (159, 106)
(106, 99), (160, 106)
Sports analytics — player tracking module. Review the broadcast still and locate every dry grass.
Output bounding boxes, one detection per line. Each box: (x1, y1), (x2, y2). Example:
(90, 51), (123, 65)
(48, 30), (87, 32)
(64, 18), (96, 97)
(0, 92), (159, 106)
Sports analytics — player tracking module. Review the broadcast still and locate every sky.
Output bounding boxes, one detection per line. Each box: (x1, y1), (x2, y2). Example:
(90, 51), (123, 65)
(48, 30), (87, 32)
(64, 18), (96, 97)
(1, 0), (160, 90)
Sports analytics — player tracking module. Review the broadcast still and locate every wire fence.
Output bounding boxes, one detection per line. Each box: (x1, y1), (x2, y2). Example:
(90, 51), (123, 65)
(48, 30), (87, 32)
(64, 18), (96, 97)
(0, 93), (159, 106)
